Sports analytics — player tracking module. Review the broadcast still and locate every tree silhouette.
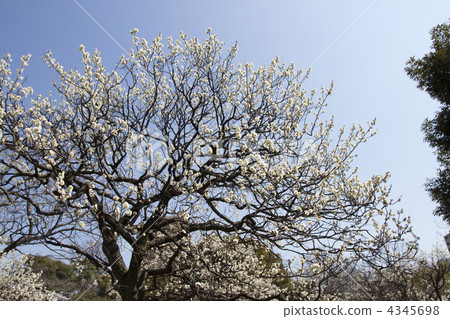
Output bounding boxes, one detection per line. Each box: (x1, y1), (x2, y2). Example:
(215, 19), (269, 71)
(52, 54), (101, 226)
(405, 19), (450, 224)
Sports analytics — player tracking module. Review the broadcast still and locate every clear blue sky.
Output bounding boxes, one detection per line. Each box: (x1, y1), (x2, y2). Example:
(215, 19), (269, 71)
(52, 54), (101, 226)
(1, 0), (449, 252)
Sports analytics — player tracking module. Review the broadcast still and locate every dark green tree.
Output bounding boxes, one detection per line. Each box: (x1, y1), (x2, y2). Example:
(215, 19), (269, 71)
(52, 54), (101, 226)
(405, 19), (450, 224)
(29, 255), (116, 300)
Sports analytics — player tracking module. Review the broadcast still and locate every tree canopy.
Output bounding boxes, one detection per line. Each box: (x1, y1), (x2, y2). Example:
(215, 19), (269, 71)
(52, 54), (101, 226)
(29, 255), (115, 300)
(0, 29), (417, 300)
(405, 19), (450, 224)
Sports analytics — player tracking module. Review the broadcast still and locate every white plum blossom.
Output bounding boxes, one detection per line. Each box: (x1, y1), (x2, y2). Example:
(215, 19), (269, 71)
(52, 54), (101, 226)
(0, 247), (56, 301)
(0, 30), (417, 300)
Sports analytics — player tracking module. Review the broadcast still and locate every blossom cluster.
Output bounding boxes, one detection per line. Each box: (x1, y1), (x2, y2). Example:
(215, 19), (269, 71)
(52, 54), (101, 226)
(0, 248), (55, 301)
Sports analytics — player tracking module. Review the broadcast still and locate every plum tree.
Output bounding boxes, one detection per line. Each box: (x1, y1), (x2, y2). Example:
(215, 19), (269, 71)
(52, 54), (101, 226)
(0, 29), (417, 300)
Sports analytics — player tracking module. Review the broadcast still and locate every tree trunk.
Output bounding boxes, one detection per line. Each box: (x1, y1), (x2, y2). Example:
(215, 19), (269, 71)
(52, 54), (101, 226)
(117, 283), (139, 301)
(116, 249), (146, 300)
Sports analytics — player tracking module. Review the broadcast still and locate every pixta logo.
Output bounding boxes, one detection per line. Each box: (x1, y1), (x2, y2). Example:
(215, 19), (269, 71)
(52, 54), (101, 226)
(125, 128), (314, 174)
(125, 129), (169, 175)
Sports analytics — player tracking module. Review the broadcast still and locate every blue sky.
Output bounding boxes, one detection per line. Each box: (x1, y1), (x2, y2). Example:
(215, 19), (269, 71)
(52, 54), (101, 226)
(1, 0), (449, 252)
